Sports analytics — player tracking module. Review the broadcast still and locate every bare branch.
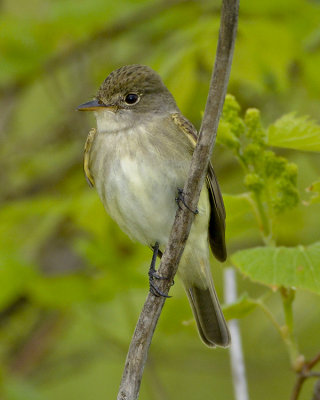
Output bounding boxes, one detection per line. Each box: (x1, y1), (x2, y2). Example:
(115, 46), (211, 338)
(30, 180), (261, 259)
(117, 0), (239, 399)
(290, 352), (320, 400)
(290, 374), (306, 400)
(312, 379), (320, 400)
(307, 352), (320, 371)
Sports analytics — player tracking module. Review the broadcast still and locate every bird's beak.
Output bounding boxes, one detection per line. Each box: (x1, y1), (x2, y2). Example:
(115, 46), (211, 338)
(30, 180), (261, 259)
(77, 100), (116, 112)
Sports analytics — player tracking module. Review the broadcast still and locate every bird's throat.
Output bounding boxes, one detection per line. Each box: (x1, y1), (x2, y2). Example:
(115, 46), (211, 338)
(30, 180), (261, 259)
(94, 109), (134, 134)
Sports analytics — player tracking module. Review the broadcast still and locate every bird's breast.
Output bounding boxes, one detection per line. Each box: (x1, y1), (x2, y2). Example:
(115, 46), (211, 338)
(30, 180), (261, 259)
(90, 124), (190, 246)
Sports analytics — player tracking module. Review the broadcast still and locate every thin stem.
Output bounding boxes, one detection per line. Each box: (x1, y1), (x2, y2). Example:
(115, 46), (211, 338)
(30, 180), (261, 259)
(290, 375), (307, 400)
(253, 192), (274, 246)
(257, 289), (301, 371)
(308, 352), (320, 370)
(282, 289), (294, 333)
(255, 300), (283, 338)
(235, 150), (274, 246)
(280, 288), (301, 370)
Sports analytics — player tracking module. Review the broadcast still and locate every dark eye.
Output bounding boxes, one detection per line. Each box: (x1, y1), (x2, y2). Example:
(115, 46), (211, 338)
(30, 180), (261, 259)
(125, 93), (139, 105)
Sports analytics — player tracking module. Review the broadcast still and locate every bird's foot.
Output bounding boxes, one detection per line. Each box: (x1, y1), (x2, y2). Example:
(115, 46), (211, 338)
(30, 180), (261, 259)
(148, 242), (173, 298)
(149, 275), (171, 298)
(175, 188), (199, 215)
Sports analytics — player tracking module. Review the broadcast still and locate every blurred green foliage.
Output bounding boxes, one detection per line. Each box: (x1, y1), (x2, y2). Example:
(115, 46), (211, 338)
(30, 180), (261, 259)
(1, 0), (320, 399)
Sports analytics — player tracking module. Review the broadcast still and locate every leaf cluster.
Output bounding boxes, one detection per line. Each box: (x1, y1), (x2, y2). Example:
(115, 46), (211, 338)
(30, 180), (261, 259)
(219, 95), (300, 216)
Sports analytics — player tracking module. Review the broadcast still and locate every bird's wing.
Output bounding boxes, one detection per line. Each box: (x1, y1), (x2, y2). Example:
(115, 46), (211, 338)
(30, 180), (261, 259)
(83, 128), (96, 188)
(206, 162), (227, 261)
(171, 113), (227, 262)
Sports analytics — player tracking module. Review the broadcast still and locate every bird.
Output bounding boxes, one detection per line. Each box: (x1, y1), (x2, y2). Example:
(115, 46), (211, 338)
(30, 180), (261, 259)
(78, 64), (230, 348)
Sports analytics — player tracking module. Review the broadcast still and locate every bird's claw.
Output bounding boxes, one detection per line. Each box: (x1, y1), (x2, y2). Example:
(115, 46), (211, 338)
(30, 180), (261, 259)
(175, 188), (199, 215)
(148, 242), (173, 298)
(148, 267), (172, 298)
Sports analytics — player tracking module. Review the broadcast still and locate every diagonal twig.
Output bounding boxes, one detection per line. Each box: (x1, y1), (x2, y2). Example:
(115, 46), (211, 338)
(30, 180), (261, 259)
(117, 0), (239, 399)
(291, 352), (320, 400)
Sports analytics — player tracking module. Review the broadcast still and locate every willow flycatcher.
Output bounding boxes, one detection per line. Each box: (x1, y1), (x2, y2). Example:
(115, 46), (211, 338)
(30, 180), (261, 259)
(78, 64), (230, 347)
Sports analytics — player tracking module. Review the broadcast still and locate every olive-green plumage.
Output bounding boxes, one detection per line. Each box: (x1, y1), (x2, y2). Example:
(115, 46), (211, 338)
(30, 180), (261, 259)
(78, 64), (230, 347)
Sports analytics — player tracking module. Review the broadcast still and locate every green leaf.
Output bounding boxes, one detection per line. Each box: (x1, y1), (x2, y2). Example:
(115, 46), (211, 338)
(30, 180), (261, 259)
(306, 180), (320, 204)
(222, 293), (258, 320)
(231, 242), (320, 294)
(268, 113), (320, 152)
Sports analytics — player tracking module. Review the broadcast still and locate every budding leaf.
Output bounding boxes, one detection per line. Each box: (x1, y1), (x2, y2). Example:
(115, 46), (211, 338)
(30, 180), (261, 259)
(217, 94), (245, 150)
(244, 108), (266, 144)
(219, 96), (301, 217)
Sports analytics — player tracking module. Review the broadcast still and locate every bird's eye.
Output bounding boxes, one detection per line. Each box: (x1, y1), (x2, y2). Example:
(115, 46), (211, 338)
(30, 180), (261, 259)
(125, 93), (139, 105)
(97, 99), (104, 105)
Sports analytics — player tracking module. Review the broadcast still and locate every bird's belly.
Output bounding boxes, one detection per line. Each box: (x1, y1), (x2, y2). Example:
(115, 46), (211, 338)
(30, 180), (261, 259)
(95, 151), (186, 247)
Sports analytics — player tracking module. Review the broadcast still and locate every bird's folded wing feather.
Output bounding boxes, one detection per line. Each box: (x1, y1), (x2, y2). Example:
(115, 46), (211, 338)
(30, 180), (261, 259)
(83, 128), (97, 188)
(171, 113), (227, 262)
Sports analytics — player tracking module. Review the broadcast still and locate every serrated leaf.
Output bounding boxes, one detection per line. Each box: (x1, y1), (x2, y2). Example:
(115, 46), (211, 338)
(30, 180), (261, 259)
(268, 113), (320, 152)
(222, 293), (258, 320)
(231, 242), (320, 294)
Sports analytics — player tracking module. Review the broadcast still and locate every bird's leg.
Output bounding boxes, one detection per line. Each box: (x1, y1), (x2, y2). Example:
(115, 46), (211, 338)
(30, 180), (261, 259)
(176, 188), (199, 215)
(149, 242), (172, 298)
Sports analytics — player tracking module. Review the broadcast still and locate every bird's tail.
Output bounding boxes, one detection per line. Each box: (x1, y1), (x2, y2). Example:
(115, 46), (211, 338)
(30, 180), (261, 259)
(179, 251), (230, 348)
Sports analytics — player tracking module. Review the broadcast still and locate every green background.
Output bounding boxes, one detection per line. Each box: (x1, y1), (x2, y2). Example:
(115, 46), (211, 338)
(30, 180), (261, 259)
(1, 0), (320, 399)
